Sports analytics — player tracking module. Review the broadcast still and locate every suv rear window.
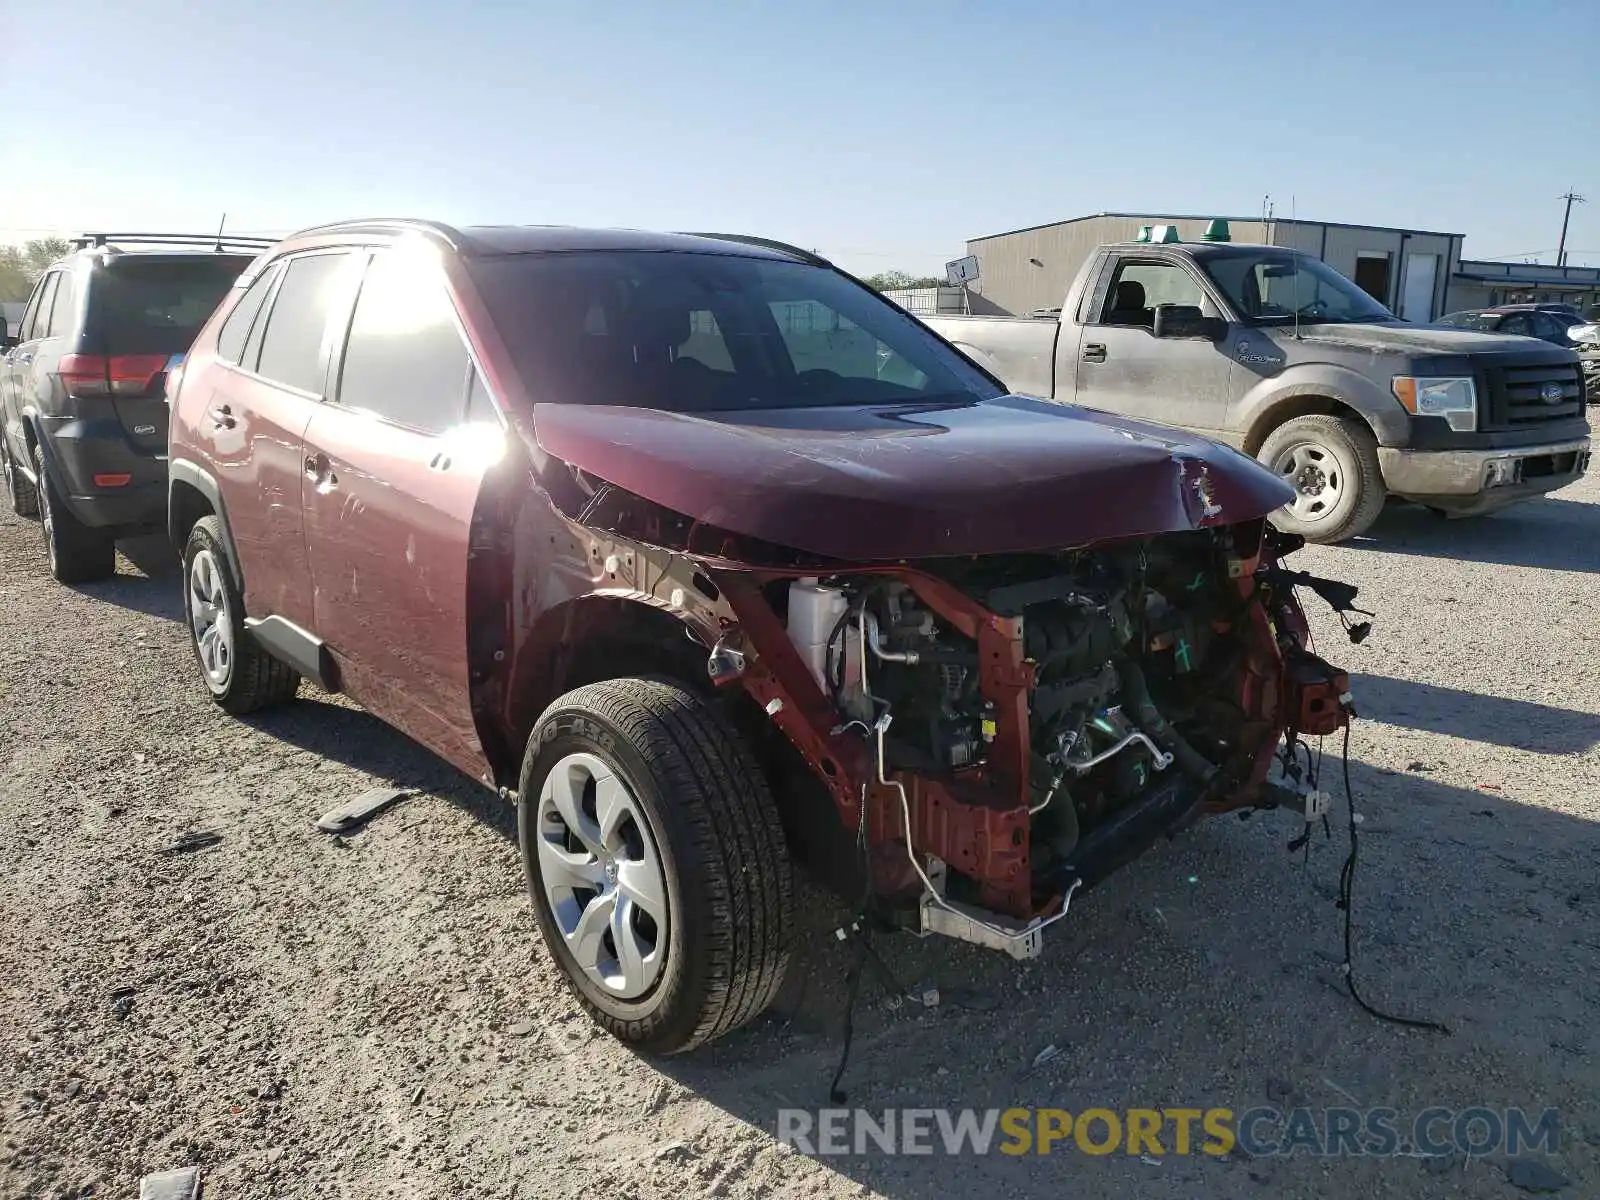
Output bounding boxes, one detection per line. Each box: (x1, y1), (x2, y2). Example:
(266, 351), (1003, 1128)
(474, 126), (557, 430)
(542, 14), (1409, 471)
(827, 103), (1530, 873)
(89, 257), (249, 355)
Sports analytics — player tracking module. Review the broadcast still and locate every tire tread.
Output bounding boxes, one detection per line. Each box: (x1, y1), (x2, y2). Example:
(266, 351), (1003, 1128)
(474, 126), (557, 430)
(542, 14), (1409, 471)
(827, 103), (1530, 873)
(524, 677), (792, 1053)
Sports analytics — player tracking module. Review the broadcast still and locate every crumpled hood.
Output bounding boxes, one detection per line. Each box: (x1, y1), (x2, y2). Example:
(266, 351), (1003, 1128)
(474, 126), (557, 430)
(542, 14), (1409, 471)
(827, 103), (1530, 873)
(531, 395), (1294, 561)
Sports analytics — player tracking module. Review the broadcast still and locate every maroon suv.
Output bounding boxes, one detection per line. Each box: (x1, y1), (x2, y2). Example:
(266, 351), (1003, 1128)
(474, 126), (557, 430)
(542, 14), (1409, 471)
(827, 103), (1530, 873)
(168, 221), (1352, 1053)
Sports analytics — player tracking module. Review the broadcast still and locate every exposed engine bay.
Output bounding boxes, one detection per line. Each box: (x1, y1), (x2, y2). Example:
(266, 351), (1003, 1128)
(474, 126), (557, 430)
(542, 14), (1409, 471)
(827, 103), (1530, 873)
(758, 522), (1354, 943)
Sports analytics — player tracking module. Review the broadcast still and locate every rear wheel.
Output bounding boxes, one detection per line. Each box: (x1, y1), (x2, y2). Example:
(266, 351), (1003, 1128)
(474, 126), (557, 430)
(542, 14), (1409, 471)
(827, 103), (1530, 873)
(182, 515), (300, 713)
(2, 439), (38, 518)
(1259, 414), (1386, 544)
(33, 446), (115, 583)
(518, 678), (793, 1054)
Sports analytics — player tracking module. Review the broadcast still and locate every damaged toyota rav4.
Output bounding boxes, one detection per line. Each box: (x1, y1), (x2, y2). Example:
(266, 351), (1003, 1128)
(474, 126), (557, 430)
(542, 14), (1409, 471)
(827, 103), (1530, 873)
(168, 222), (1356, 1054)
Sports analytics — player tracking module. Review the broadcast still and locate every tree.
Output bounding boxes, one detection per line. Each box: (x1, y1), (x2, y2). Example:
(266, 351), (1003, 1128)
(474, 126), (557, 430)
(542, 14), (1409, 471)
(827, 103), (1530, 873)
(0, 237), (72, 303)
(863, 269), (945, 292)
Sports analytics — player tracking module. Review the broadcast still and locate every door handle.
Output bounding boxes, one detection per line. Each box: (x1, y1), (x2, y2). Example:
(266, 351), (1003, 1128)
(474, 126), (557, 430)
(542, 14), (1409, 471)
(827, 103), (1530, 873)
(209, 403), (236, 430)
(1082, 343), (1107, 363)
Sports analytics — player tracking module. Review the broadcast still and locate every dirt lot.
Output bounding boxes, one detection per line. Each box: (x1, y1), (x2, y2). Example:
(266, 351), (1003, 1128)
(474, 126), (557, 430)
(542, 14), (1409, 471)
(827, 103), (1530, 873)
(3, 477), (1599, 1199)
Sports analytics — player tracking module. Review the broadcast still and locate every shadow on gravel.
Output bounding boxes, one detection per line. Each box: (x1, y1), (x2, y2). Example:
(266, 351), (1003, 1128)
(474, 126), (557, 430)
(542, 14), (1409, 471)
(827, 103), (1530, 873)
(70, 534), (184, 622)
(1345, 496), (1600, 573)
(652, 755), (1600, 1198)
(1353, 672), (1600, 753)
(241, 697), (516, 841)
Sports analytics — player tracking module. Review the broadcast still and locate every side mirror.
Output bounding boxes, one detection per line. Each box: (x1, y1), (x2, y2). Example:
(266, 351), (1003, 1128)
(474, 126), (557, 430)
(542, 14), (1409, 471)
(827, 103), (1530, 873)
(1153, 305), (1225, 341)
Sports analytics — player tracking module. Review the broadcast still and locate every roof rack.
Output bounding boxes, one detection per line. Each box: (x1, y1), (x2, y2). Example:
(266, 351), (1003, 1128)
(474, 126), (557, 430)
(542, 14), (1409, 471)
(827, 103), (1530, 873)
(286, 218), (467, 250)
(72, 232), (279, 252)
(678, 232), (832, 267)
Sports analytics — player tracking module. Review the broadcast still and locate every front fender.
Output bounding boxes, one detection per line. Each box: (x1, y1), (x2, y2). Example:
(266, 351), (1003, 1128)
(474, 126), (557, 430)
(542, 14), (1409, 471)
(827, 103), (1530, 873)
(1232, 363), (1411, 449)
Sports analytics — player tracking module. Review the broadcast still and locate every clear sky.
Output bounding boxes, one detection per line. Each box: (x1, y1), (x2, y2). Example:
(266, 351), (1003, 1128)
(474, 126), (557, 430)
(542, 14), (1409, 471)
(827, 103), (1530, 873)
(3, 0), (1596, 275)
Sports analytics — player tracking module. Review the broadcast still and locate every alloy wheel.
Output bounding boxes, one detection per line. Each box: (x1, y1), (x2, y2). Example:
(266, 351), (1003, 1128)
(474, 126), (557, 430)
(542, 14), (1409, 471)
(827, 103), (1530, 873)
(188, 548), (234, 689)
(535, 752), (669, 999)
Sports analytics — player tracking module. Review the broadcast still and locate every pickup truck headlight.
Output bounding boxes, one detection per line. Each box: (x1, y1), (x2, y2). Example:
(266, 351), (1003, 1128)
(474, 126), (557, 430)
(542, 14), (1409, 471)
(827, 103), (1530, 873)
(1392, 376), (1477, 432)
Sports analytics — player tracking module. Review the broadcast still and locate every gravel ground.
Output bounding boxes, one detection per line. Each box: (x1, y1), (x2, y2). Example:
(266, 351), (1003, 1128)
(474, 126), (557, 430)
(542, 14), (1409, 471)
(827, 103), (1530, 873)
(3, 476), (1599, 1199)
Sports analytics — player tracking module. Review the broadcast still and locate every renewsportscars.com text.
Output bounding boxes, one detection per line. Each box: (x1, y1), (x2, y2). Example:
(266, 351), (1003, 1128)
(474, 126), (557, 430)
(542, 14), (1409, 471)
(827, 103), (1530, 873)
(776, 1106), (1560, 1159)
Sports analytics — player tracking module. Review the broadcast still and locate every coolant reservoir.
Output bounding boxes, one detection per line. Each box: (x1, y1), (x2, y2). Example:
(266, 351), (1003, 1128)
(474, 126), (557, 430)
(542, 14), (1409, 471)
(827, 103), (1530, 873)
(787, 578), (848, 690)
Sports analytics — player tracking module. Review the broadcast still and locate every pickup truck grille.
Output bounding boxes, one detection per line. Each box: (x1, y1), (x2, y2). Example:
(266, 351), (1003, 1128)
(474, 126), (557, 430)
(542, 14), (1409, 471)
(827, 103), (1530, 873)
(1482, 361), (1586, 430)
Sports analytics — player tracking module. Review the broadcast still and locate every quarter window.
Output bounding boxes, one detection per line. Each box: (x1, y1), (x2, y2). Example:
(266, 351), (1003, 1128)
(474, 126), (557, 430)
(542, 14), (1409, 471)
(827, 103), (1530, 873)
(335, 249), (470, 434)
(216, 265), (280, 366)
(45, 272), (77, 338)
(255, 253), (351, 394)
(25, 275), (60, 342)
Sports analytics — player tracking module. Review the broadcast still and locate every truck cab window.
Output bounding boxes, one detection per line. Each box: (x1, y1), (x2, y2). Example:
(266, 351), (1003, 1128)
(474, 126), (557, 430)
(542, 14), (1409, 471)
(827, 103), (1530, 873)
(1100, 263), (1205, 328)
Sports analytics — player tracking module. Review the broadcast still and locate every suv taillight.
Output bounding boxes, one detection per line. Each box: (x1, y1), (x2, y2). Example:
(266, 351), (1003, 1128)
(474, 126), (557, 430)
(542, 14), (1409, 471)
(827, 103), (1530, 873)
(57, 353), (168, 398)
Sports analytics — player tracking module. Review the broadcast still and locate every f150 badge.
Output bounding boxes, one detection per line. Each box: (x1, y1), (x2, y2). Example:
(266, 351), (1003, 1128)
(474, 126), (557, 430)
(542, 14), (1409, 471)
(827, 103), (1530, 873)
(1541, 382), (1564, 404)
(1235, 340), (1278, 365)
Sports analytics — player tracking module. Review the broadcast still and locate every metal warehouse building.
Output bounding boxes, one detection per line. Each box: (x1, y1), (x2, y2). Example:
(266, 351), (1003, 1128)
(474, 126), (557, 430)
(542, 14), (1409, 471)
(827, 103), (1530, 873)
(960, 211), (1600, 322)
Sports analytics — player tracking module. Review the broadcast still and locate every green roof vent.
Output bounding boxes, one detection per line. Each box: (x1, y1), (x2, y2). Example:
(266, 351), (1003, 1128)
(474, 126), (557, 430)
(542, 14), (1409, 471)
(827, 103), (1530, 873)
(1201, 218), (1232, 242)
(1151, 224), (1181, 243)
(1135, 225), (1153, 243)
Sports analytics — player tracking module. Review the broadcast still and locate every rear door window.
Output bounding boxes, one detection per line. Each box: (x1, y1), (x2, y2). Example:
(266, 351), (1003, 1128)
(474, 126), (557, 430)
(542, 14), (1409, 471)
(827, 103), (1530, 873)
(216, 264), (281, 366)
(16, 278), (48, 342)
(335, 249), (471, 434)
(255, 253), (353, 394)
(88, 257), (247, 356)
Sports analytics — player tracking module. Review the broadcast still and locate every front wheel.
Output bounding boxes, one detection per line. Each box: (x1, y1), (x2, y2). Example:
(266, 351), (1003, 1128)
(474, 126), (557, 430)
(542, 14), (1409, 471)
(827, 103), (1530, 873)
(1258, 414), (1386, 544)
(518, 677), (794, 1054)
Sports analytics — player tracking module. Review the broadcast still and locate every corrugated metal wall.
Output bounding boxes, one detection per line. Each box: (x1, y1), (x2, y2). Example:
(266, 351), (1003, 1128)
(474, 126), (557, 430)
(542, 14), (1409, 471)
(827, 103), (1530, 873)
(966, 216), (1275, 316)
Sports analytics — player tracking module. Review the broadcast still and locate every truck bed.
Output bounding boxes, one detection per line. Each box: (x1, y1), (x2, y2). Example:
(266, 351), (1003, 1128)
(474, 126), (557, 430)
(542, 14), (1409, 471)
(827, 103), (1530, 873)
(921, 312), (1061, 399)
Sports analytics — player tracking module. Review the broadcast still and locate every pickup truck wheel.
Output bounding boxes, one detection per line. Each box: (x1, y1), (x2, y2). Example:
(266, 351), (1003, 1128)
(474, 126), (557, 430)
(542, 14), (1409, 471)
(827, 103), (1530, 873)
(1258, 415), (1386, 544)
(33, 446), (115, 583)
(518, 678), (793, 1054)
(182, 515), (301, 713)
(3, 440), (39, 518)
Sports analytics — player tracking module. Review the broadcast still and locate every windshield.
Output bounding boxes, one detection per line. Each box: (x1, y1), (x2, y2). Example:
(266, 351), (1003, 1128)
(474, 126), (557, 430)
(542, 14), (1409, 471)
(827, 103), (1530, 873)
(1435, 310), (1498, 331)
(1201, 251), (1396, 325)
(89, 257), (251, 354)
(470, 251), (1002, 412)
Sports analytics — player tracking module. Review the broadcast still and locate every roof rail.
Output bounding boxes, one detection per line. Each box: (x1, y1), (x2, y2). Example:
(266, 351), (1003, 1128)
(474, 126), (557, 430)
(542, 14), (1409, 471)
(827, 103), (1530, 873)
(285, 218), (467, 251)
(677, 232), (832, 267)
(72, 232), (279, 252)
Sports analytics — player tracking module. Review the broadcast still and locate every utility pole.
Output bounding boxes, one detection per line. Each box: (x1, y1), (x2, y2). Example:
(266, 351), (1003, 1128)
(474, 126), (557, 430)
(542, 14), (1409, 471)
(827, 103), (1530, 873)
(1556, 191), (1585, 266)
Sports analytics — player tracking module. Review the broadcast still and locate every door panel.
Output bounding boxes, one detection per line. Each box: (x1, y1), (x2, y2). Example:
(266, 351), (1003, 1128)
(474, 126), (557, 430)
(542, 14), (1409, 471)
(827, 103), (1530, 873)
(301, 404), (491, 778)
(203, 369), (321, 625)
(300, 243), (494, 779)
(1072, 260), (1236, 433)
(198, 251), (359, 625)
